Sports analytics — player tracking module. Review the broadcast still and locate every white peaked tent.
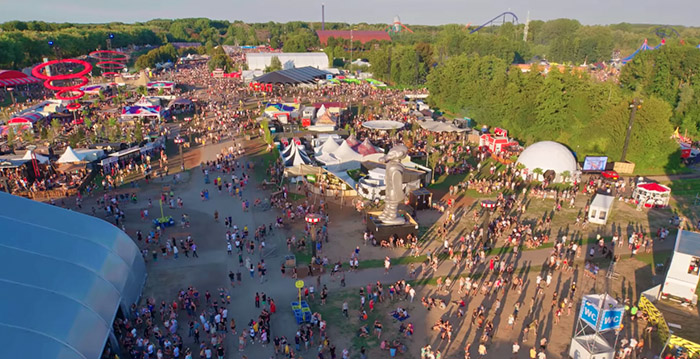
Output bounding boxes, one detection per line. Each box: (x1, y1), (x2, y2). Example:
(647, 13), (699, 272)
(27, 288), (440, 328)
(331, 141), (363, 162)
(317, 104), (327, 118)
(57, 146), (83, 163)
(283, 144), (311, 167)
(281, 143), (295, 158)
(315, 136), (340, 156)
(22, 150), (49, 164)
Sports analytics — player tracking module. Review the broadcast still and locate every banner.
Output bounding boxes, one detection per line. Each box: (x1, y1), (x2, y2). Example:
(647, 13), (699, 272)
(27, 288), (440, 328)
(599, 307), (624, 331)
(579, 299), (599, 329)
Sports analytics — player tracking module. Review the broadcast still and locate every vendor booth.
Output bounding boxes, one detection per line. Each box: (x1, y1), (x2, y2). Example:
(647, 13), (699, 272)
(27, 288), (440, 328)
(146, 81), (175, 91)
(588, 194), (614, 225)
(632, 182), (671, 208)
(661, 230), (700, 303)
(121, 105), (162, 121)
(409, 188), (432, 210)
(479, 128), (517, 154)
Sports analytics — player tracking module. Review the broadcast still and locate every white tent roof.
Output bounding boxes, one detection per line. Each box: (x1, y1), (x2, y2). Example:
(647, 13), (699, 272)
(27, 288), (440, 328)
(516, 141), (577, 175)
(57, 146), (82, 163)
(331, 141), (363, 162)
(283, 144), (311, 167)
(419, 120), (468, 133)
(316, 152), (341, 165)
(0, 192), (146, 359)
(315, 136), (340, 156)
(362, 120), (405, 130)
(22, 150), (49, 164)
(73, 149), (105, 162)
(317, 104), (327, 118)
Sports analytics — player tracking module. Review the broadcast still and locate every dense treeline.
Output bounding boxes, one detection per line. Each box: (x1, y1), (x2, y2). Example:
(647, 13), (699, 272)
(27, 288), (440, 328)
(0, 25), (161, 68)
(427, 55), (680, 172)
(620, 44), (700, 138)
(4, 17), (700, 71)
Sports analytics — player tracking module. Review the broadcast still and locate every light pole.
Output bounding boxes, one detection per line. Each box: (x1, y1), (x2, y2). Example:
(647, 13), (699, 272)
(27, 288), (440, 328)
(305, 213), (322, 258)
(174, 136), (185, 171)
(620, 98), (641, 162)
(7, 87), (15, 107)
(350, 29), (353, 67)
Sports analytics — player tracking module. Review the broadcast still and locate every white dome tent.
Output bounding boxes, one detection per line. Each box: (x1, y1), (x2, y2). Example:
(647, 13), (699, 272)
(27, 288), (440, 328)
(516, 141), (579, 182)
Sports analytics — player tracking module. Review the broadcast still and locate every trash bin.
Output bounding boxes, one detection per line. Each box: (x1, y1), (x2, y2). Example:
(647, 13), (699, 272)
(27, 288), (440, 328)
(284, 255), (296, 268)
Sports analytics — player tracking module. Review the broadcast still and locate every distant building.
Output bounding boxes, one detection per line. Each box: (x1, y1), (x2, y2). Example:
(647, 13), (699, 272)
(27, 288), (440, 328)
(316, 30), (391, 45)
(169, 42), (202, 49)
(246, 53), (329, 71)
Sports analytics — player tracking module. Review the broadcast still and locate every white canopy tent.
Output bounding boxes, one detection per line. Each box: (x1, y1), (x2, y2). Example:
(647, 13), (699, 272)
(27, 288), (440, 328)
(362, 120), (405, 131)
(73, 149), (105, 162)
(57, 146), (83, 163)
(419, 120), (468, 133)
(314, 136), (341, 156)
(588, 194), (614, 225)
(283, 144), (312, 167)
(317, 104), (327, 118)
(331, 141), (364, 162)
(22, 150), (49, 164)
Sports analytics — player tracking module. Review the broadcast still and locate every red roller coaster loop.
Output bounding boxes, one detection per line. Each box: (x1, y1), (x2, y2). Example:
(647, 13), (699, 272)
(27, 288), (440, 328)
(89, 50), (129, 78)
(89, 50), (129, 62)
(32, 59), (92, 101)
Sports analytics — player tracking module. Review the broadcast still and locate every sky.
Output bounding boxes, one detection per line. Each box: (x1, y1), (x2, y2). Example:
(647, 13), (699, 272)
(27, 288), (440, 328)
(1, 0), (700, 27)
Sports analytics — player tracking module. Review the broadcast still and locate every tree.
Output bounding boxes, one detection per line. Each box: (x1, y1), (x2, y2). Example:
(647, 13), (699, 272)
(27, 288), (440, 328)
(208, 46), (234, 72)
(266, 56), (282, 72)
(134, 121), (144, 143)
(50, 118), (62, 140)
(561, 170), (572, 181)
(5, 127), (15, 148)
(532, 168), (544, 180)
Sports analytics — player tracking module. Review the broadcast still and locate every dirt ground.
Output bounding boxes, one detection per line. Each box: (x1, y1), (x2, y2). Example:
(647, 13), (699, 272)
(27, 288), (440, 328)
(56, 135), (694, 359)
(317, 256), (660, 359)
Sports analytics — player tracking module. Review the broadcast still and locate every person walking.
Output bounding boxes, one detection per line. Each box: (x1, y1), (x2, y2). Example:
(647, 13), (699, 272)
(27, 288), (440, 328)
(384, 256), (391, 274)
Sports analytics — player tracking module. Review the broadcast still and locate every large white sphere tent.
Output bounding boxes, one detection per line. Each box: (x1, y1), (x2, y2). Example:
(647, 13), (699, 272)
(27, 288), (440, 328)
(516, 141), (579, 182)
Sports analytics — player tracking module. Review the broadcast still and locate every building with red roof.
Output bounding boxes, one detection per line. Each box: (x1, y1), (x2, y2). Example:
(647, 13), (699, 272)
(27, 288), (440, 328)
(316, 30), (391, 45)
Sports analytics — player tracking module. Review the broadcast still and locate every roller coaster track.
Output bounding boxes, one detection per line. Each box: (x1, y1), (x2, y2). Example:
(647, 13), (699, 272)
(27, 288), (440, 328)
(469, 11), (519, 34)
(654, 25), (680, 39)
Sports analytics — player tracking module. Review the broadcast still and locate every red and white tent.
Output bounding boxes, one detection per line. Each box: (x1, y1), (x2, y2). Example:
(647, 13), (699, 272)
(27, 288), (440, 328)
(7, 112), (43, 126)
(633, 182), (671, 208)
(0, 70), (41, 87)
